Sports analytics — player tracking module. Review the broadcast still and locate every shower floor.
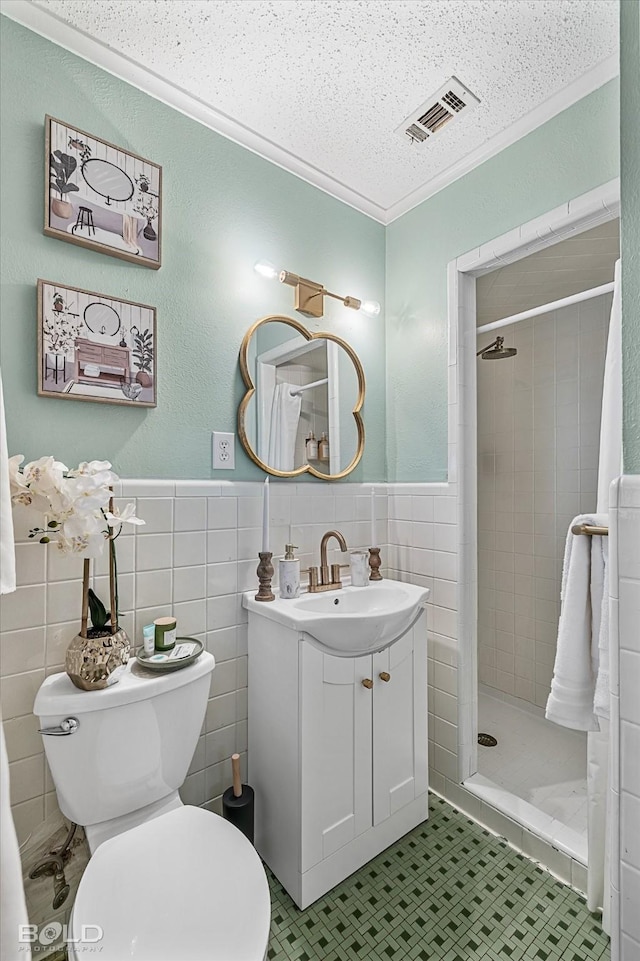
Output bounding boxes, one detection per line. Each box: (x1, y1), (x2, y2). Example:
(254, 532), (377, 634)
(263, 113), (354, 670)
(477, 688), (588, 838)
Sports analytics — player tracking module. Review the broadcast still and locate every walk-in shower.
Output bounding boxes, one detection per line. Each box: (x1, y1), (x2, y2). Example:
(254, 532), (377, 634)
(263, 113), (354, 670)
(471, 218), (620, 864)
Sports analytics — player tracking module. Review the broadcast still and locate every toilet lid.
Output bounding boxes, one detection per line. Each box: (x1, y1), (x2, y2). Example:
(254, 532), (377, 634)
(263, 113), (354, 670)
(70, 806), (270, 961)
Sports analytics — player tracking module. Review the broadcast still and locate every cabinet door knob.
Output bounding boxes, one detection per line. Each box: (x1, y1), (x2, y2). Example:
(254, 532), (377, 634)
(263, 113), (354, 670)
(361, 678), (374, 689)
(379, 671), (391, 682)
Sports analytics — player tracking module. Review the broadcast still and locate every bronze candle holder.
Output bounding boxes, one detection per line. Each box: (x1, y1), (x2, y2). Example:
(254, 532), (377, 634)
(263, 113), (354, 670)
(368, 547), (383, 581)
(255, 551), (275, 601)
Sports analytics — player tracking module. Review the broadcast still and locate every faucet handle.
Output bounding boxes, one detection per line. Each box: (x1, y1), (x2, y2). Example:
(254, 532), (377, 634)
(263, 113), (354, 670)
(302, 566), (319, 589)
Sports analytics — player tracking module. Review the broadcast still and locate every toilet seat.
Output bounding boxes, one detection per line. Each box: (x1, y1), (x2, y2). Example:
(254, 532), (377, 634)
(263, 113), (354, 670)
(68, 805), (270, 961)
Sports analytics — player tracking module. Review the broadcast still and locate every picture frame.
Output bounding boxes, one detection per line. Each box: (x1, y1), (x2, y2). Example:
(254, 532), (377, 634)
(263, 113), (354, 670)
(44, 116), (162, 269)
(37, 279), (157, 407)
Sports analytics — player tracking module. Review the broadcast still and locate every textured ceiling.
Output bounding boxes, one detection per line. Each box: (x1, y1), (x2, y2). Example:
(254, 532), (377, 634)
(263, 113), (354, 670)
(476, 219), (620, 327)
(32, 0), (618, 216)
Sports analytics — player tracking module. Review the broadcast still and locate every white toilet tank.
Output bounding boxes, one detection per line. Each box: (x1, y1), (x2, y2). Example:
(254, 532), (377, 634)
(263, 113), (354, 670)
(34, 652), (215, 828)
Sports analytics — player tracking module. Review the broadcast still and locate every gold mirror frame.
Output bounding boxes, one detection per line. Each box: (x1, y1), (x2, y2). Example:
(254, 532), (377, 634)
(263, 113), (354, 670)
(238, 315), (365, 480)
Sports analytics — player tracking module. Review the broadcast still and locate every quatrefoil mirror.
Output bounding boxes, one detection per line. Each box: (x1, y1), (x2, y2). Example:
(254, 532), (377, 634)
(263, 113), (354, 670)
(238, 315), (365, 480)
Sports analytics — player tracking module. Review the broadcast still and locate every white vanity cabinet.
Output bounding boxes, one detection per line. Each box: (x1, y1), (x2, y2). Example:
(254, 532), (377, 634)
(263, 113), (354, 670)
(247, 611), (428, 909)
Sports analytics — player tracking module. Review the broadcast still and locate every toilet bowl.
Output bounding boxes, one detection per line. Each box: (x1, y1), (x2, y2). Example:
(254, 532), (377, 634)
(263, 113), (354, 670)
(34, 652), (270, 961)
(67, 807), (269, 961)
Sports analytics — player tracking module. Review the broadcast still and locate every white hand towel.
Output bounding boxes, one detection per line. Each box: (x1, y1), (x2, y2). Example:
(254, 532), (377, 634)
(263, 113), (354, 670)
(1, 720), (31, 961)
(545, 514), (607, 732)
(593, 534), (610, 719)
(0, 369), (16, 596)
(267, 383), (302, 473)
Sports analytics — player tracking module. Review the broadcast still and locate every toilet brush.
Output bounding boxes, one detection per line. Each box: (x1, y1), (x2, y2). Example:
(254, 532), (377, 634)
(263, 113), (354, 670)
(222, 754), (255, 844)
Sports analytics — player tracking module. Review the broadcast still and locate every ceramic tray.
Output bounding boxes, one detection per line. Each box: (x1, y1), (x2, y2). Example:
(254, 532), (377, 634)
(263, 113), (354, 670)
(135, 637), (204, 672)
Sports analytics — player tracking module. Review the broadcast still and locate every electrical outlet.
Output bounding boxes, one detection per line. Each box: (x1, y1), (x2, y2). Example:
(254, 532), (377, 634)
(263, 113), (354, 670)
(212, 431), (235, 470)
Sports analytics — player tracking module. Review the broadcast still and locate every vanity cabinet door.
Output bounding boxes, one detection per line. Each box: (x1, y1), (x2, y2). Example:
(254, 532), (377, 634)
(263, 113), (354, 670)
(300, 643), (373, 872)
(372, 627), (428, 825)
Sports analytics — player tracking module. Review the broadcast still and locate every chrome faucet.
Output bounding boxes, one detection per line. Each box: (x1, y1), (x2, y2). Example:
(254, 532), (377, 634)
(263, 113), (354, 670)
(304, 530), (349, 592)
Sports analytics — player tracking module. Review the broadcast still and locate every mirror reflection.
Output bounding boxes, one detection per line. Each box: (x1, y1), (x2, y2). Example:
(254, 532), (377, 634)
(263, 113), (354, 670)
(239, 316), (365, 480)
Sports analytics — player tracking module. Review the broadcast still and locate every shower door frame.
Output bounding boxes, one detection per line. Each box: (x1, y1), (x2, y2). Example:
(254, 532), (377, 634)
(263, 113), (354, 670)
(448, 178), (620, 785)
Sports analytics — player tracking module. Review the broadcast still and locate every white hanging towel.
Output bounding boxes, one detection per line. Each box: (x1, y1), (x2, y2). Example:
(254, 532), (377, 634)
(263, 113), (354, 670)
(0, 373), (30, 960)
(545, 514), (607, 732)
(0, 369), (16, 595)
(1, 721), (31, 961)
(267, 383), (302, 473)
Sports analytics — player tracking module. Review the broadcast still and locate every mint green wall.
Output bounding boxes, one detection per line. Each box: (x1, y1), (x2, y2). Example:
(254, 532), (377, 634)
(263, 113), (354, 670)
(0, 17), (385, 481)
(385, 81), (620, 481)
(621, 0), (640, 472)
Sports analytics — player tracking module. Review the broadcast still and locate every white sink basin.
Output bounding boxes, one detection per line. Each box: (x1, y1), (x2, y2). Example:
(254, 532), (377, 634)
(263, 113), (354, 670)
(243, 579), (429, 656)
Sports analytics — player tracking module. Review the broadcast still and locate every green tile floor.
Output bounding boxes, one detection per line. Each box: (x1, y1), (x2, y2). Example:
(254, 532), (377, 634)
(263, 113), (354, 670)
(266, 796), (610, 961)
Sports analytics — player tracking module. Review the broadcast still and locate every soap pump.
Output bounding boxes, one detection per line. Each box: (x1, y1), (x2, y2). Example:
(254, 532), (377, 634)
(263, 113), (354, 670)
(279, 544), (300, 599)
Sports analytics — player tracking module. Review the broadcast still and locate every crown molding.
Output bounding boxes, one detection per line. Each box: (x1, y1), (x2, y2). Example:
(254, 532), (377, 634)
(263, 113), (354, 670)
(1, 0), (388, 224)
(2, 1), (619, 227)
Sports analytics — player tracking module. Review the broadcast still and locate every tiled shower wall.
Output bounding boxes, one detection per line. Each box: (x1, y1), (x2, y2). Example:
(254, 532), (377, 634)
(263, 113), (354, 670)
(0, 480), (390, 845)
(476, 294), (611, 707)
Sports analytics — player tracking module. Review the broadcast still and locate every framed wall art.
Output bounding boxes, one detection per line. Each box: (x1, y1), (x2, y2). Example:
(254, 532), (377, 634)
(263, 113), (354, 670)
(37, 279), (157, 407)
(45, 116), (162, 269)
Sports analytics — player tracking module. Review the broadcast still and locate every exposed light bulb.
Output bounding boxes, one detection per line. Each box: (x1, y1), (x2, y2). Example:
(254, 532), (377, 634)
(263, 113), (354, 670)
(361, 301), (381, 317)
(254, 260), (279, 280)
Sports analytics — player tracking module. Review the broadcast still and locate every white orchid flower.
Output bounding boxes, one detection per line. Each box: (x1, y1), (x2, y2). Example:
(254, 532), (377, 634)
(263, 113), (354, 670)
(8, 455), (27, 491)
(65, 474), (112, 512)
(68, 461), (119, 487)
(9, 455), (34, 507)
(104, 502), (145, 532)
(22, 456), (67, 493)
(9, 455), (49, 511)
(8, 455), (138, 562)
(56, 533), (106, 556)
(61, 510), (104, 539)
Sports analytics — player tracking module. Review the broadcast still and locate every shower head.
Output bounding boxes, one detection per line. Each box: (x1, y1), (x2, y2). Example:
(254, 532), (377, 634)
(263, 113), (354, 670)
(476, 336), (517, 360)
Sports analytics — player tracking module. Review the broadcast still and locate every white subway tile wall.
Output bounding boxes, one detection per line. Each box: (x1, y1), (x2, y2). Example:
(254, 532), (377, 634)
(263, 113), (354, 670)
(0, 480), (388, 844)
(386, 484), (460, 794)
(611, 477), (640, 960)
(476, 295), (611, 707)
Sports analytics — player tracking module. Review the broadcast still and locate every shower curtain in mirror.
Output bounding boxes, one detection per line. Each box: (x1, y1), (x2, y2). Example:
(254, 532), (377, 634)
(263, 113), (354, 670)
(588, 258), (622, 931)
(267, 383), (302, 473)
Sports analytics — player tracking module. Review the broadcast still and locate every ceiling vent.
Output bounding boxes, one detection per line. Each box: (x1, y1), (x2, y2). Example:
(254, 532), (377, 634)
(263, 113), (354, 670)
(396, 77), (480, 145)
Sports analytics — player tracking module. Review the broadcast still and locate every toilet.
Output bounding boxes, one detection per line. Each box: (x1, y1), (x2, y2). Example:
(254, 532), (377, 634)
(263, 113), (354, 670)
(34, 652), (270, 961)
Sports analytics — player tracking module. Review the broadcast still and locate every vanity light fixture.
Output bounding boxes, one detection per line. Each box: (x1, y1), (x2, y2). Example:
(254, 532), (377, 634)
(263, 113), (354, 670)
(254, 261), (380, 319)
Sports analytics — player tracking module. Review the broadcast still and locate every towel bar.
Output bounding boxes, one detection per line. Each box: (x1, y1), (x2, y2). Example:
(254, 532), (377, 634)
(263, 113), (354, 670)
(571, 523), (609, 536)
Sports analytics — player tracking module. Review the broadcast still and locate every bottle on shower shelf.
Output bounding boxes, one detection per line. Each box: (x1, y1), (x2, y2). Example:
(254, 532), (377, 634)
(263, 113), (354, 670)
(305, 431), (318, 460)
(318, 432), (330, 463)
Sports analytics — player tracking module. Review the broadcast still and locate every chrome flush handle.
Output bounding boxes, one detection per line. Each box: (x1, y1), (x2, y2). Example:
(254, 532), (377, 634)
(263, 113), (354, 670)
(38, 717), (79, 736)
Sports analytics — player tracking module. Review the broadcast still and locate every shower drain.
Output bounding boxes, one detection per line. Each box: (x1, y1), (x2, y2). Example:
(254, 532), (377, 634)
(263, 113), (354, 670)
(478, 733), (498, 747)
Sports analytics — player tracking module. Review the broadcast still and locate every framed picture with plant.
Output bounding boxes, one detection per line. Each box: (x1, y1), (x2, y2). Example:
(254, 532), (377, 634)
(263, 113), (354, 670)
(37, 279), (157, 407)
(44, 116), (162, 269)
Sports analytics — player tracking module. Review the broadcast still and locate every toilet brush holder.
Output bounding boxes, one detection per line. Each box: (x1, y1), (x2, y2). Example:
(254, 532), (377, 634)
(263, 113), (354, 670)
(222, 754), (255, 844)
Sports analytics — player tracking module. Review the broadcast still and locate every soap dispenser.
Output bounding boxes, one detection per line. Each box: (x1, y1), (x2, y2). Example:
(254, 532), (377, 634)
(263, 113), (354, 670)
(305, 432), (318, 460)
(279, 544), (300, 599)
